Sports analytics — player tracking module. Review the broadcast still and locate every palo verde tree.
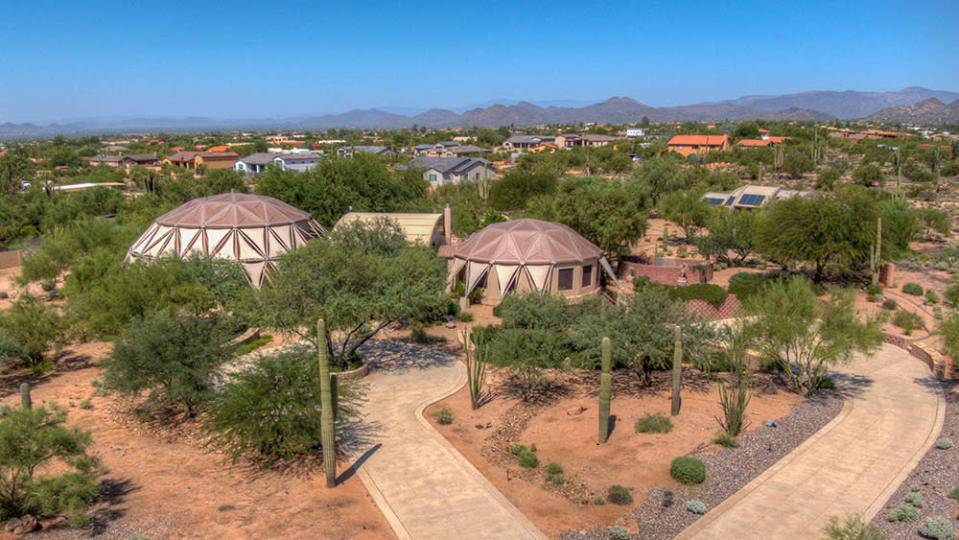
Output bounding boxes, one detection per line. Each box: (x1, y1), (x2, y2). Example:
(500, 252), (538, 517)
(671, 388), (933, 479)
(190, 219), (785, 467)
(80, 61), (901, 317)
(246, 218), (447, 367)
(745, 277), (882, 394)
(658, 188), (712, 242)
(694, 206), (758, 265)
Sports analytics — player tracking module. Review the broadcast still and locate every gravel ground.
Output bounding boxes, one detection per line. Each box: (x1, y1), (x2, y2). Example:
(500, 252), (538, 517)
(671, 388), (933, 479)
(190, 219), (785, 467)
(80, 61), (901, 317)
(561, 389), (844, 540)
(871, 381), (959, 539)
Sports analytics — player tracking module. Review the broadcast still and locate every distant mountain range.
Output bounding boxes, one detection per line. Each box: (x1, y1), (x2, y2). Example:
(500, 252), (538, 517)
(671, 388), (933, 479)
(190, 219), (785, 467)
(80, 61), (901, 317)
(2, 87), (957, 139)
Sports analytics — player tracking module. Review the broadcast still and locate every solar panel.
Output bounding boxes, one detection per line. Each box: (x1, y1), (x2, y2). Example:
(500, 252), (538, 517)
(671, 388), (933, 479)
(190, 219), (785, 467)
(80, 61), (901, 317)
(725, 196), (735, 206)
(706, 197), (724, 206)
(739, 194), (766, 206)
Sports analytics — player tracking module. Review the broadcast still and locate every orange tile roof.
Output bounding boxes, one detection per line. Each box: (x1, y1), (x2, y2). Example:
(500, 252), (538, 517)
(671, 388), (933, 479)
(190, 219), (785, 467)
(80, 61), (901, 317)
(767, 136), (790, 143)
(668, 134), (730, 146)
(207, 145), (230, 152)
(736, 139), (771, 147)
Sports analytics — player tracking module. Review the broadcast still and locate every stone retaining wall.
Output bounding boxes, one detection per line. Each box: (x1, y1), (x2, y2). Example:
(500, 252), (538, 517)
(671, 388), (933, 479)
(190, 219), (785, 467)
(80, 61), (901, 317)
(883, 332), (955, 380)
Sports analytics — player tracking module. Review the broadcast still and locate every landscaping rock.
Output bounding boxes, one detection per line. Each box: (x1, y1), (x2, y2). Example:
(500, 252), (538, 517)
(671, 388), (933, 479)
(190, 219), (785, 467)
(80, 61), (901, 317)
(12, 515), (40, 535)
(566, 405), (587, 416)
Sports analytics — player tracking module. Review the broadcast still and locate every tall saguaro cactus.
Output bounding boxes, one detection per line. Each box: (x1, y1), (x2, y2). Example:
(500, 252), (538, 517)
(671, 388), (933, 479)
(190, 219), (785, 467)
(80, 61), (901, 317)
(318, 319), (336, 488)
(870, 217), (883, 286)
(20, 383), (31, 410)
(671, 325), (683, 416)
(598, 336), (612, 444)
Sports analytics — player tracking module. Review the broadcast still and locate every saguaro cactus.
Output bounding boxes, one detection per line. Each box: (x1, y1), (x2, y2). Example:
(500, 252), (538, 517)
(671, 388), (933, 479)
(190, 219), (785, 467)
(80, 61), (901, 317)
(318, 319), (336, 488)
(20, 383), (31, 410)
(671, 325), (682, 416)
(598, 336), (612, 444)
(870, 217), (882, 286)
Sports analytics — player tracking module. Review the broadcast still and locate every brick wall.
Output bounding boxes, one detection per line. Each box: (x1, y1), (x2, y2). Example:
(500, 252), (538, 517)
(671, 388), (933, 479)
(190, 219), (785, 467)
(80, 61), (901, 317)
(617, 257), (713, 286)
(0, 250), (23, 270)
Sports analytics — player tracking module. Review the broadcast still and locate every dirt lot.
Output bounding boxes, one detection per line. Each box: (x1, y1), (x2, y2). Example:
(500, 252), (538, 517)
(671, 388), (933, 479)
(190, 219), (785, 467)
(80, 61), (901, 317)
(1, 341), (392, 539)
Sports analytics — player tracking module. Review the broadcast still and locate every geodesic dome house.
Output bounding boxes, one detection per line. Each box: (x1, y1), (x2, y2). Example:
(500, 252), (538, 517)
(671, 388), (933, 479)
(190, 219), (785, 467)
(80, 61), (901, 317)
(125, 192), (325, 286)
(448, 218), (619, 305)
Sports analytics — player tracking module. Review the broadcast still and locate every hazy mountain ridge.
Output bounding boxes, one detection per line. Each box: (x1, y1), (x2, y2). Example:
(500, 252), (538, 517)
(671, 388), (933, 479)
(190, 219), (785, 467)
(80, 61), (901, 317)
(865, 98), (959, 125)
(1, 87), (956, 138)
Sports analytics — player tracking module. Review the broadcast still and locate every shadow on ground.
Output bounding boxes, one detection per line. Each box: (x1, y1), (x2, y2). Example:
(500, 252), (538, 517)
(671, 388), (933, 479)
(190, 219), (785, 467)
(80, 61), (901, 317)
(357, 340), (456, 373)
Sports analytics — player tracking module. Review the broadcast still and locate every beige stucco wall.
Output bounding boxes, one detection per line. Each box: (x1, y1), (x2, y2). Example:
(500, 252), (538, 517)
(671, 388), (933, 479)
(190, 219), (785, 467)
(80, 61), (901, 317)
(450, 257), (602, 306)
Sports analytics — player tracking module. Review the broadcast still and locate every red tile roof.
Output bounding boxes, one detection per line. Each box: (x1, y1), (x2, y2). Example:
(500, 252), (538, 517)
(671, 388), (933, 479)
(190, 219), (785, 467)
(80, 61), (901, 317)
(667, 134), (730, 146)
(736, 139), (771, 147)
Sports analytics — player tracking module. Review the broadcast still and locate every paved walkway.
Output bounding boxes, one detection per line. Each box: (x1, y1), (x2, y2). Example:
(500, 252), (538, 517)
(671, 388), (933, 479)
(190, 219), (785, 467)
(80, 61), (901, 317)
(342, 341), (545, 540)
(678, 344), (946, 539)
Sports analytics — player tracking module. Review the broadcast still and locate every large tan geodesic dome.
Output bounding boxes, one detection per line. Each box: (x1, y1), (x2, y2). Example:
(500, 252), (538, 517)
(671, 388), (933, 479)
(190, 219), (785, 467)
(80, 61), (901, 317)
(449, 218), (618, 305)
(125, 192), (325, 286)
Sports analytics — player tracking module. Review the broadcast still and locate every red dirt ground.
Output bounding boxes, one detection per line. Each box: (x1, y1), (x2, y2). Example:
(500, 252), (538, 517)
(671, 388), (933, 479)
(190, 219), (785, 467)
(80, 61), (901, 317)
(0, 342), (392, 539)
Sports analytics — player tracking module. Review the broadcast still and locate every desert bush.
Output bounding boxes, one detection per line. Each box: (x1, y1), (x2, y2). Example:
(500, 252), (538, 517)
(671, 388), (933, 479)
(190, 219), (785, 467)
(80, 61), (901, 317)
(718, 367), (751, 436)
(824, 514), (887, 540)
(635, 413), (673, 434)
(455, 311), (474, 322)
(902, 283), (924, 296)
(606, 485), (633, 505)
(546, 462), (563, 475)
(40, 280), (56, 292)
(945, 285), (959, 306)
(436, 408), (453, 425)
(887, 505), (920, 522)
(608, 525), (630, 540)
(686, 499), (706, 514)
(818, 377), (836, 390)
(935, 437), (953, 449)
(926, 290), (940, 304)
(668, 283), (728, 309)
(467, 286), (484, 304)
(518, 450), (539, 469)
(905, 491), (924, 508)
(882, 299), (897, 310)
(948, 485), (959, 500)
(0, 405), (99, 523)
(510, 444), (527, 456)
(918, 516), (955, 539)
(670, 456), (706, 485)
(727, 272), (778, 301)
(892, 310), (924, 335)
(103, 312), (234, 417)
(866, 284), (883, 296)
(410, 323), (430, 343)
(0, 295), (65, 372)
(0, 330), (24, 366)
(592, 495), (605, 505)
(233, 334), (272, 357)
(713, 432), (740, 448)
(207, 348), (356, 464)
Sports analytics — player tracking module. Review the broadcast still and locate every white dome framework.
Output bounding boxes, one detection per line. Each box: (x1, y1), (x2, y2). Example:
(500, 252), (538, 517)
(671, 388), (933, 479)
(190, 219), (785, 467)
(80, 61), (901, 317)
(125, 192), (325, 286)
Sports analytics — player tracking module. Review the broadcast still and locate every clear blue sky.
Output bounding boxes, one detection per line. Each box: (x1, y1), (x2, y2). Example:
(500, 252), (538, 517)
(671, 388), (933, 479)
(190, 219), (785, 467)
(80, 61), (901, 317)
(0, 0), (956, 122)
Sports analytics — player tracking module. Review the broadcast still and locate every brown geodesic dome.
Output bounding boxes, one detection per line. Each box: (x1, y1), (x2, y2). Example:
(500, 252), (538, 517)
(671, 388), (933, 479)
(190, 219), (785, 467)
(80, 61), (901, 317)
(125, 192), (325, 286)
(449, 218), (617, 304)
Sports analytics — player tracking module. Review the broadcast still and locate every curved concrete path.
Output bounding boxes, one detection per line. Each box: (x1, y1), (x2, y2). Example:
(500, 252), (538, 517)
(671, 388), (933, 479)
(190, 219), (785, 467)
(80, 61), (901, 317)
(678, 344), (946, 539)
(343, 341), (545, 540)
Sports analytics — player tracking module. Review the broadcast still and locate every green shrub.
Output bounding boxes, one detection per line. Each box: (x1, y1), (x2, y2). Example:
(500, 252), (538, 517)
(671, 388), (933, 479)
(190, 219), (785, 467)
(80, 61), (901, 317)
(935, 437), (953, 449)
(608, 525), (630, 540)
(727, 272), (778, 301)
(410, 323), (430, 343)
(669, 283), (728, 309)
(40, 280), (56, 292)
(926, 290), (940, 304)
(893, 310), (924, 335)
(436, 408), (453, 425)
(450, 281), (466, 298)
(818, 377), (836, 390)
(946, 284), (959, 306)
(948, 485), (959, 500)
(918, 516), (955, 539)
(887, 505), (920, 522)
(455, 311), (474, 322)
(207, 348), (356, 464)
(546, 462), (563, 475)
(670, 456), (706, 485)
(510, 444), (528, 456)
(686, 499), (706, 514)
(866, 284), (883, 296)
(606, 485), (633, 505)
(713, 432), (739, 448)
(882, 299), (898, 310)
(635, 413), (673, 434)
(518, 451), (539, 469)
(0, 295), (65, 372)
(905, 491), (924, 508)
(902, 283), (924, 296)
(234, 334), (272, 357)
(824, 514), (888, 540)
(0, 405), (100, 522)
(77, 399), (92, 410)
(0, 330), (24, 365)
(592, 495), (605, 505)
(547, 472), (565, 485)
(103, 312), (233, 417)
(467, 286), (484, 304)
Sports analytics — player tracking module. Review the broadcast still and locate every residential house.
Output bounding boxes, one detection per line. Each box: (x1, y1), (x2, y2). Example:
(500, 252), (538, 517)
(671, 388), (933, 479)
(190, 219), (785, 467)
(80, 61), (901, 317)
(555, 133), (619, 148)
(234, 153), (279, 175)
(414, 141), (462, 157)
(89, 153), (158, 168)
(667, 135), (731, 157)
(735, 139), (772, 148)
(404, 157), (495, 187)
(336, 145), (391, 158)
(702, 185), (816, 209)
(274, 152), (321, 173)
(163, 151), (239, 170)
(445, 144), (490, 157)
(502, 135), (555, 150)
(626, 128), (646, 138)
